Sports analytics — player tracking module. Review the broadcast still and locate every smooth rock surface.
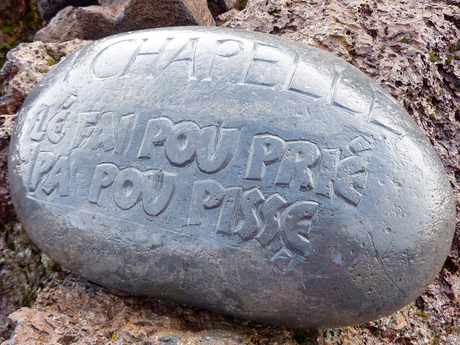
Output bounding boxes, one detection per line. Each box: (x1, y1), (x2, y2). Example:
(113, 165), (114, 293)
(34, 0), (215, 42)
(8, 27), (456, 328)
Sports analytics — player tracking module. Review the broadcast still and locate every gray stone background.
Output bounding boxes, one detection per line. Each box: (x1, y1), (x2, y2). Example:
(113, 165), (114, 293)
(0, 0), (459, 344)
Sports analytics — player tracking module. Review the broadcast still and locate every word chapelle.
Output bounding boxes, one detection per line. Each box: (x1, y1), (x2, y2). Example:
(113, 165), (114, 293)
(89, 33), (324, 94)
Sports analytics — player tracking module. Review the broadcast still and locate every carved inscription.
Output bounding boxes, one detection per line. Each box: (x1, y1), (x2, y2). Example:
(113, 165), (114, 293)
(245, 134), (321, 191)
(24, 28), (387, 267)
(89, 35), (404, 137)
(25, 97), (371, 267)
(187, 179), (319, 263)
(137, 117), (240, 172)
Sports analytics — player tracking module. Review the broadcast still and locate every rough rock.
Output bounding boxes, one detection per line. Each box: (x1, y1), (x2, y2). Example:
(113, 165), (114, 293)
(208, 0), (241, 16)
(3, 273), (460, 345)
(225, 0), (460, 189)
(3, 276), (297, 345)
(34, 0), (215, 42)
(0, 39), (89, 115)
(0, 39), (88, 343)
(37, 0), (98, 21)
(1, 0), (460, 344)
(34, 6), (116, 42)
(0, 0), (43, 67)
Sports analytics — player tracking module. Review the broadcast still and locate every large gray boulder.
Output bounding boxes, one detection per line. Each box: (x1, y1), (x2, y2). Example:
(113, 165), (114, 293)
(8, 27), (456, 328)
(1, 0), (459, 344)
(34, 0), (215, 42)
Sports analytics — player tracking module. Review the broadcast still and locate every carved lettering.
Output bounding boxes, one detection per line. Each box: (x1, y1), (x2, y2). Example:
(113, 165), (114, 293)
(280, 201), (319, 257)
(275, 141), (320, 190)
(115, 113), (137, 154)
(235, 188), (265, 241)
(157, 38), (199, 81)
(335, 156), (368, 206)
(28, 151), (57, 192)
(88, 163), (177, 214)
(256, 194), (287, 247)
(71, 111), (137, 154)
(41, 156), (71, 196)
(188, 179), (225, 226)
(91, 39), (139, 79)
(138, 119), (240, 173)
(24, 94), (372, 266)
(28, 95), (77, 145)
(142, 170), (176, 216)
(120, 37), (171, 78)
(165, 121), (200, 166)
(88, 163), (118, 204)
(245, 134), (286, 180)
(71, 112), (99, 149)
(137, 117), (174, 158)
(28, 110), (370, 213)
(87, 34), (406, 139)
(349, 136), (372, 154)
(243, 42), (283, 87)
(196, 126), (240, 173)
(316, 149), (340, 198)
(86, 111), (117, 152)
(29, 106), (49, 142)
(206, 39), (244, 81)
(17, 28), (410, 278)
(285, 60), (327, 99)
(112, 167), (144, 210)
(216, 187), (242, 235)
(185, 182), (321, 260)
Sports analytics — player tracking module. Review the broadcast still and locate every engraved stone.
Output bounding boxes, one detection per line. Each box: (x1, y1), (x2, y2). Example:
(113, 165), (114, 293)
(8, 28), (456, 328)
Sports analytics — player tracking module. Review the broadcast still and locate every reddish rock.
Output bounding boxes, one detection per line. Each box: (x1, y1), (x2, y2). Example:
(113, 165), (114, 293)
(34, 0), (215, 42)
(0, 121), (14, 224)
(3, 276), (296, 345)
(0, 221), (58, 343)
(37, 0), (98, 21)
(224, 0), (459, 187)
(0, 39), (89, 115)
